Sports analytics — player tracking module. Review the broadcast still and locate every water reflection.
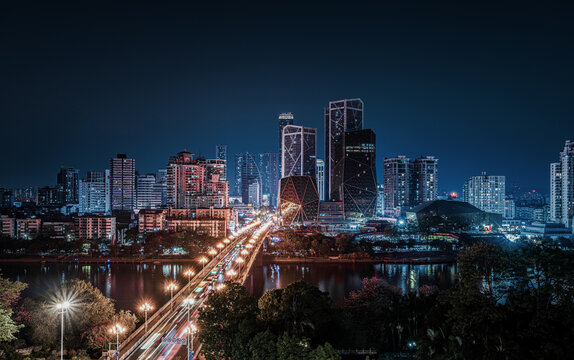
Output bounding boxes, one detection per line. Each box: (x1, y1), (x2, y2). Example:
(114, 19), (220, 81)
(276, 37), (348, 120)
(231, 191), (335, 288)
(247, 262), (457, 303)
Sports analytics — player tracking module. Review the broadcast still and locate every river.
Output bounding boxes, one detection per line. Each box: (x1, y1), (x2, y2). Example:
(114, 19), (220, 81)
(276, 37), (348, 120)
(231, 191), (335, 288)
(0, 260), (457, 311)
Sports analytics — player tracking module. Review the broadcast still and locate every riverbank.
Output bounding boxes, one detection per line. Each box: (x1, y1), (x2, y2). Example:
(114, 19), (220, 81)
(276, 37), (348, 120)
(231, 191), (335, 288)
(264, 250), (457, 264)
(0, 256), (199, 264)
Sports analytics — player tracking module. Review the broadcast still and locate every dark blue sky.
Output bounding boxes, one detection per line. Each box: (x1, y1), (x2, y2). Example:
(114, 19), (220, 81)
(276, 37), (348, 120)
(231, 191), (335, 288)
(1, 1), (573, 194)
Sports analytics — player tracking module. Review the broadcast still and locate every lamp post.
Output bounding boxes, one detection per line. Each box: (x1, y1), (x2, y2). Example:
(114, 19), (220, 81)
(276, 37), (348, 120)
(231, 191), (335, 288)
(235, 257), (244, 273)
(56, 301), (71, 360)
(182, 298), (195, 359)
(199, 257), (208, 272)
(166, 282), (178, 310)
(184, 269), (195, 291)
(109, 323), (126, 357)
(208, 248), (217, 257)
(138, 302), (153, 333)
(185, 323), (198, 360)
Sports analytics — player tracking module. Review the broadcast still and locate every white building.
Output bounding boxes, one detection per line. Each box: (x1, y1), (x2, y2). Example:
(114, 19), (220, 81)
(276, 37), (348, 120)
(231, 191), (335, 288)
(316, 159), (325, 201)
(282, 125), (317, 178)
(462, 172), (506, 215)
(79, 171), (110, 214)
(550, 140), (574, 229)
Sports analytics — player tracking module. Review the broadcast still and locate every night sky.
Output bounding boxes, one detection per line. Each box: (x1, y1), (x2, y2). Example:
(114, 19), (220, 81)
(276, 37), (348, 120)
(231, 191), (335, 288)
(1, 1), (573, 194)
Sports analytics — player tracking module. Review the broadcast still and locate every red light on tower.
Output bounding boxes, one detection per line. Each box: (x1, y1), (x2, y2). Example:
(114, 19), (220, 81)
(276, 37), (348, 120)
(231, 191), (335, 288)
(450, 192), (458, 198)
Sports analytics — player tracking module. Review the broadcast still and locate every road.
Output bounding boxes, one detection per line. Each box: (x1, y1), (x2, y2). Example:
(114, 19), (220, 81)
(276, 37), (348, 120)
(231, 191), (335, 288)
(116, 218), (274, 360)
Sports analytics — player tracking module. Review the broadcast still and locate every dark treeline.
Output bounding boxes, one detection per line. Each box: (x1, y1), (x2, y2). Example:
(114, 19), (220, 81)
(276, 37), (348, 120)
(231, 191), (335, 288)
(199, 238), (574, 359)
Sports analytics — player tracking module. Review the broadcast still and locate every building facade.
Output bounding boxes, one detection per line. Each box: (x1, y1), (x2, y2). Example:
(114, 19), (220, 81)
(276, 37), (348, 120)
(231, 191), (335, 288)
(383, 156), (412, 217)
(316, 159), (325, 201)
(110, 154), (135, 211)
(259, 153), (280, 207)
(279, 175), (320, 226)
(412, 156), (438, 205)
(79, 171), (109, 214)
(238, 152), (261, 207)
(342, 129), (377, 220)
(282, 125), (317, 179)
(550, 162), (562, 222)
(462, 173), (506, 215)
(550, 140), (574, 229)
(57, 167), (80, 205)
(324, 98), (363, 201)
(278, 112), (294, 166)
(75, 215), (116, 242)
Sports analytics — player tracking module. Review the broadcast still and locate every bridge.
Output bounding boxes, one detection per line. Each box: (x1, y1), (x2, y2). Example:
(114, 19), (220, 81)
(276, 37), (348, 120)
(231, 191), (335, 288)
(108, 217), (275, 360)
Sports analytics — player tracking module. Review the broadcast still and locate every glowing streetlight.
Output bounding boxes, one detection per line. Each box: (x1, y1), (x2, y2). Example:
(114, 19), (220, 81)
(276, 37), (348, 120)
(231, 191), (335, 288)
(226, 269), (237, 277)
(56, 301), (71, 360)
(184, 323), (198, 360)
(235, 257), (244, 272)
(223, 239), (230, 244)
(199, 257), (208, 271)
(184, 269), (195, 290)
(216, 283), (226, 291)
(216, 243), (224, 249)
(138, 302), (153, 333)
(245, 244), (253, 249)
(241, 249), (249, 256)
(166, 282), (178, 310)
(208, 249), (217, 256)
(109, 323), (126, 357)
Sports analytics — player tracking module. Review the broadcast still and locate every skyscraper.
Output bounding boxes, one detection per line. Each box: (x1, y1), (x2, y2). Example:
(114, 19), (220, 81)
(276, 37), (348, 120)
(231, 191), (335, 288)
(316, 159), (325, 201)
(239, 152), (262, 207)
(383, 156), (412, 217)
(342, 129), (377, 220)
(110, 154), (136, 211)
(259, 153), (280, 208)
(136, 173), (157, 210)
(462, 173), (506, 215)
(234, 153), (243, 197)
(79, 171), (108, 214)
(550, 162), (562, 223)
(412, 156), (439, 205)
(282, 125), (317, 179)
(324, 99), (363, 201)
(57, 167), (79, 205)
(550, 141), (574, 228)
(278, 112), (294, 161)
(216, 144), (227, 179)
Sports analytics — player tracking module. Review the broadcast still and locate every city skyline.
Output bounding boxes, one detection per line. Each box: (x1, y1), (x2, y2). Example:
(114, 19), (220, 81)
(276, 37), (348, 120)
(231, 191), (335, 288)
(1, 1), (573, 194)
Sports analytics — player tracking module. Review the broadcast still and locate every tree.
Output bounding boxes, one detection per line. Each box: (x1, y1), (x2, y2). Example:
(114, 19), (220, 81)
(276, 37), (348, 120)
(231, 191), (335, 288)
(25, 279), (136, 351)
(309, 342), (341, 360)
(276, 332), (310, 360)
(0, 274), (27, 341)
(248, 330), (277, 360)
(198, 281), (258, 360)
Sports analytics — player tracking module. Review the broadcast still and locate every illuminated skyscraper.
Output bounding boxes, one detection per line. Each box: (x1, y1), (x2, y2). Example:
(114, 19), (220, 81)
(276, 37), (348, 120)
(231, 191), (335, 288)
(216, 144), (227, 179)
(316, 159), (325, 201)
(324, 99), (363, 201)
(342, 129), (377, 220)
(278, 112), (294, 161)
(110, 154), (135, 211)
(57, 167), (79, 205)
(462, 173), (506, 215)
(550, 140), (574, 228)
(412, 156), (439, 205)
(239, 152), (262, 207)
(259, 153), (280, 207)
(383, 156), (412, 217)
(136, 173), (157, 210)
(79, 171), (108, 214)
(282, 125), (317, 178)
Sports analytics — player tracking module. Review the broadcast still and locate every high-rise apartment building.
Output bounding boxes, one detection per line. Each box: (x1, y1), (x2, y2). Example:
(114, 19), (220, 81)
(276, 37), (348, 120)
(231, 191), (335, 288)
(234, 153), (243, 197)
(166, 151), (229, 209)
(79, 171), (109, 214)
(550, 141), (574, 228)
(316, 159), (325, 201)
(136, 173), (157, 210)
(383, 156), (412, 217)
(282, 125), (317, 179)
(278, 112), (294, 163)
(259, 153), (280, 207)
(324, 99), (363, 201)
(110, 154), (135, 211)
(376, 184), (384, 216)
(216, 144), (227, 179)
(412, 156), (439, 205)
(462, 173), (506, 215)
(342, 129), (377, 220)
(57, 167), (80, 205)
(550, 162), (562, 222)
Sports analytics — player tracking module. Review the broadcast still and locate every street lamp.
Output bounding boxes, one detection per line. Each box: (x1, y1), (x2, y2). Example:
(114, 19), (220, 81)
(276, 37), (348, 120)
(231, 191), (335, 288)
(56, 301), (71, 360)
(241, 249), (249, 256)
(138, 302), (153, 333)
(235, 257), (244, 273)
(208, 248), (217, 256)
(182, 297), (195, 359)
(216, 243), (224, 249)
(109, 323), (126, 357)
(184, 323), (198, 360)
(166, 282), (178, 310)
(226, 269), (237, 278)
(184, 269), (195, 290)
(199, 257), (208, 271)
(216, 283), (226, 291)
(245, 244), (253, 249)
(223, 238), (230, 244)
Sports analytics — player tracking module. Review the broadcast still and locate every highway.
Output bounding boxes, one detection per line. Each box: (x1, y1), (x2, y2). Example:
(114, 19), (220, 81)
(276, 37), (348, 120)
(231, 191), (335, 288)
(116, 217), (275, 360)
